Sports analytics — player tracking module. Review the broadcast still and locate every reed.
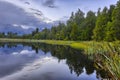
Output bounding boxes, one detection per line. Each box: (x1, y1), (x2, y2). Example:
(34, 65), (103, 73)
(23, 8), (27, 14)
(94, 43), (120, 80)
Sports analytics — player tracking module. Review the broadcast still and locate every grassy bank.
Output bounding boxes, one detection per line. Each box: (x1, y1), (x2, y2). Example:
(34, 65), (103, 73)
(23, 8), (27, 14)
(0, 38), (74, 45)
(0, 38), (89, 50)
(0, 38), (117, 54)
(0, 38), (104, 53)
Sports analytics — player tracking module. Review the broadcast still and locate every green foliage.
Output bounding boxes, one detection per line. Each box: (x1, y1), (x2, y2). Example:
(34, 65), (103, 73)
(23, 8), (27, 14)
(94, 42), (120, 80)
(6, 32), (18, 38)
(0, 32), (5, 38)
(105, 22), (115, 41)
(111, 0), (120, 40)
(32, 28), (39, 36)
(81, 11), (96, 40)
(70, 23), (79, 40)
(105, 0), (120, 41)
(93, 7), (109, 41)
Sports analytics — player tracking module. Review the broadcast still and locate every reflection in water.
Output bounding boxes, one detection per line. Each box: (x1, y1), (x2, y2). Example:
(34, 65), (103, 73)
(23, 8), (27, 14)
(0, 42), (103, 80)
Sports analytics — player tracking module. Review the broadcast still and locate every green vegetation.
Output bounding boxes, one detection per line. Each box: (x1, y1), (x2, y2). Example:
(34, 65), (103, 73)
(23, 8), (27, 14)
(0, 38), (105, 53)
(0, 0), (120, 79)
(0, 38), (118, 54)
(104, 54), (120, 79)
(0, 38), (109, 54)
(94, 42), (120, 80)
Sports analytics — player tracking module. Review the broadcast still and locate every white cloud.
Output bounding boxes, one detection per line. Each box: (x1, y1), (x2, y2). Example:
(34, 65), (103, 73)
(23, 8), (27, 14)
(12, 50), (36, 56)
(0, 56), (59, 80)
(0, 1), (53, 34)
(13, 24), (19, 27)
(3, 0), (53, 23)
(13, 24), (34, 30)
(2, 0), (118, 24)
(21, 25), (34, 29)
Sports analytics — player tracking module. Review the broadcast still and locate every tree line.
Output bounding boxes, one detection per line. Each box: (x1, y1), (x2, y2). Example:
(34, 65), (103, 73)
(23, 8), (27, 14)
(0, 0), (120, 41)
(0, 32), (18, 38)
(27, 0), (120, 41)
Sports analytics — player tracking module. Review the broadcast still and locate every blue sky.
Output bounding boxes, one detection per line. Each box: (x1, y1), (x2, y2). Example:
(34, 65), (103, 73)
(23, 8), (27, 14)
(3, 0), (118, 22)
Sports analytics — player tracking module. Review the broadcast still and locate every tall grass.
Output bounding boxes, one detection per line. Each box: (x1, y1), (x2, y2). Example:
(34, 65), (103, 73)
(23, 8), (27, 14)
(94, 43), (120, 80)
(103, 54), (120, 80)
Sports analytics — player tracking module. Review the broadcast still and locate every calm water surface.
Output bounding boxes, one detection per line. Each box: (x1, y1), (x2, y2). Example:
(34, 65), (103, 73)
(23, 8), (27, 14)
(0, 42), (104, 80)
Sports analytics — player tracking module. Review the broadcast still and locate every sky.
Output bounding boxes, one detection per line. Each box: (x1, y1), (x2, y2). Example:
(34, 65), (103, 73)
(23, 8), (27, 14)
(3, 0), (118, 22)
(0, 0), (119, 34)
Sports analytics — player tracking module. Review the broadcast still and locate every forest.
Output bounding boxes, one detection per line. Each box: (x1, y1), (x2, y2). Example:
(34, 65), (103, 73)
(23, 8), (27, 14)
(21, 0), (120, 42)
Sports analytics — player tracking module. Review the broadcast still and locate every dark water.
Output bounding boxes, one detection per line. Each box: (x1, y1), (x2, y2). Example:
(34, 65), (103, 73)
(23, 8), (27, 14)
(0, 42), (105, 80)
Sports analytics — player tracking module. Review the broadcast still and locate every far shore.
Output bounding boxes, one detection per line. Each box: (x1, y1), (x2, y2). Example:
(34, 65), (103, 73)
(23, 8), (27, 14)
(0, 38), (115, 55)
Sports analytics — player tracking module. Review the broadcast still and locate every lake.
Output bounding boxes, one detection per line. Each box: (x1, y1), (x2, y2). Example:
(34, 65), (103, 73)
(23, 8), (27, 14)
(0, 42), (106, 80)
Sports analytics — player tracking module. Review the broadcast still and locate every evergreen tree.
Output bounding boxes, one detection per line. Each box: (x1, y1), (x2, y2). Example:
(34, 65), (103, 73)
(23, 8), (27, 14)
(22, 0), (120, 42)
(105, 0), (120, 41)
(70, 23), (78, 40)
(93, 7), (109, 41)
(81, 11), (96, 40)
(109, 0), (120, 40)
(74, 9), (85, 26)
(105, 5), (115, 41)
(66, 12), (75, 40)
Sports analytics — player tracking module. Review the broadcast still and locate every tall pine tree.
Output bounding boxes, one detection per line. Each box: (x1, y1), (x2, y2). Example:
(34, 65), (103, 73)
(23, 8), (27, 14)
(93, 7), (109, 41)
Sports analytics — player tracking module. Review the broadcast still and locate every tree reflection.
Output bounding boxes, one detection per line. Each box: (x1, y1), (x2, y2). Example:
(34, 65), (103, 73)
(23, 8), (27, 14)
(0, 42), (107, 78)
